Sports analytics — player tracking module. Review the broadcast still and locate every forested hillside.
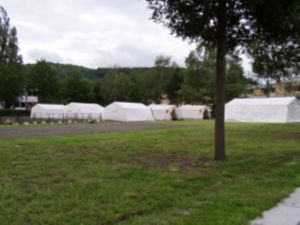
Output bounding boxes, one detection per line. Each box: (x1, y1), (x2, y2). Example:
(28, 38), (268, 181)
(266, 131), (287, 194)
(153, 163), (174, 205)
(23, 63), (153, 80)
(18, 49), (252, 106)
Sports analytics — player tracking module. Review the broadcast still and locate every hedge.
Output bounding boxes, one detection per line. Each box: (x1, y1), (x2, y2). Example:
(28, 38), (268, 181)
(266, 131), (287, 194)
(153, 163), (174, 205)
(0, 109), (30, 117)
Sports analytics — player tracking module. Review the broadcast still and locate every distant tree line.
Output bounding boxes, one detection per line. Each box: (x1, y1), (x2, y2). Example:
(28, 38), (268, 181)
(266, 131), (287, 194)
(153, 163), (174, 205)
(19, 46), (250, 107)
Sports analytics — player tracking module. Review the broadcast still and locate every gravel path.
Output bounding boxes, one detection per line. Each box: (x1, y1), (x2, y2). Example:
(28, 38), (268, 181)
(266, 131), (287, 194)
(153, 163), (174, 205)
(0, 122), (183, 139)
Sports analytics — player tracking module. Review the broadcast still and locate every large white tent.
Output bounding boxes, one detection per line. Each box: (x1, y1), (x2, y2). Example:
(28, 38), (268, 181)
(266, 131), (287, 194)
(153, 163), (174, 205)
(149, 104), (182, 120)
(30, 104), (65, 119)
(64, 102), (104, 120)
(103, 102), (155, 122)
(225, 97), (300, 123)
(179, 105), (209, 119)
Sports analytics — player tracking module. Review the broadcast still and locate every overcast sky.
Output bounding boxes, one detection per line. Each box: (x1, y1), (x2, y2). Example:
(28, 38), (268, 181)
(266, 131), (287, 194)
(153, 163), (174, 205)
(1, 0), (251, 72)
(1, 0), (200, 68)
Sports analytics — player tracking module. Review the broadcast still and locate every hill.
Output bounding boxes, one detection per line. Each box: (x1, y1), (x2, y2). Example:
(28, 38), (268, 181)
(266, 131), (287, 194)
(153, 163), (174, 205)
(23, 62), (154, 80)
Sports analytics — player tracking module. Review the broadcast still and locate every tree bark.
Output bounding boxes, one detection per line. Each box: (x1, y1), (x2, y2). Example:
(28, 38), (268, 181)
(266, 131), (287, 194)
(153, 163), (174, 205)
(215, 0), (226, 161)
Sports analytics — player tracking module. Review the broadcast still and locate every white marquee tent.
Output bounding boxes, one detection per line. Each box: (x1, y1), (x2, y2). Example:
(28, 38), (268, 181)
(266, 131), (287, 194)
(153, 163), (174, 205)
(30, 104), (65, 119)
(149, 104), (182, 120)
(179, 105), (209, 119)
(103, 102), (155, 122)
(64, 102), (104, 120)
(225, 97), (300, 123)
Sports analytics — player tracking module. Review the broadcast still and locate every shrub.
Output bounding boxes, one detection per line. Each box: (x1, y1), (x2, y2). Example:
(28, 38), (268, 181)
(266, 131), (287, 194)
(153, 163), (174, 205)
(0, 109), (30, 117)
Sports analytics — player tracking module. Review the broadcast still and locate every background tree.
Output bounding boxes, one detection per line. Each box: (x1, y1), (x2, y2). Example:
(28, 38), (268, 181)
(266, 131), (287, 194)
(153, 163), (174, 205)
(101, 67), (129, 104)
(146, 0), (300, 160)
(164, 65), (183, 104)
(180, 45), (216, 104)
(93, 80), (103, 104)
(154, 55), (171, 96)
(180, 45), (246, 104)
(65, 70), (94, 103)
(225, 59), (246, 102)
(127, 56), (180, 104)
(0, 6), (23, 107)
(283, 74), (300, 96)
(250, 40), (300, 94)
(129, 67), (162, 104)
(152, 55), (182, 103)
(128, 73), (143, 103)
(0, 64), (22, 107)
(28, 60), (60, 103)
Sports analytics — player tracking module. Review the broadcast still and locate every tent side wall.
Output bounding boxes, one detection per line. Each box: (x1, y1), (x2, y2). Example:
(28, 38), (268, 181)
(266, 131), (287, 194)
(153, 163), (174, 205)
(150, 106), (173, 120)
(225, 104), (288, 122)
(225, 98), (300, 123)
(31, 105), (65, 119)
(287, 99), (300, 122)
(30, 105), (39, 118)
(174, 107), (183, 120)
(156, 109), (172, 120)
(65, 103), (103, 120)
(102, 103), (127, 122)
(125, 107), (154, 121)
(180, 106), (205, 119)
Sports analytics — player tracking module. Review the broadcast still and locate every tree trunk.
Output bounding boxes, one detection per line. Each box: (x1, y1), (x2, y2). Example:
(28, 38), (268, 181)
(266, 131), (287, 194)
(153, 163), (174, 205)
(215, 0), (226, 161)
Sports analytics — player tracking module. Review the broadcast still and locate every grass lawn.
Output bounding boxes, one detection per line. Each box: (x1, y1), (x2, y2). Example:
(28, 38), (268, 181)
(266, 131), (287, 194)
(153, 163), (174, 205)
(0, 120), (300, 225)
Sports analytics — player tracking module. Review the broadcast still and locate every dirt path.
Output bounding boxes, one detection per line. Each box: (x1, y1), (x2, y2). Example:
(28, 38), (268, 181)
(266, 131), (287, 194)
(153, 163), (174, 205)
(0, 122), (184, 139)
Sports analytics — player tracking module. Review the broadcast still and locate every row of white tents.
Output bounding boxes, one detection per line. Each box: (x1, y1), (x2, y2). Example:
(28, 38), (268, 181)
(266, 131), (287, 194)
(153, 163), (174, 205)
(31, 103), (104, 120)
(31, 102), (210, 122)
(31, 96), (300, 123)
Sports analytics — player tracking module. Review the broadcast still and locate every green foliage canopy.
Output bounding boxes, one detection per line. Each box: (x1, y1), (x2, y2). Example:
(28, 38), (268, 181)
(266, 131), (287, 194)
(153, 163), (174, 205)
(66, 70), (95, 103)
(28, 60), (60, 103)
(0, 6), (23, 107)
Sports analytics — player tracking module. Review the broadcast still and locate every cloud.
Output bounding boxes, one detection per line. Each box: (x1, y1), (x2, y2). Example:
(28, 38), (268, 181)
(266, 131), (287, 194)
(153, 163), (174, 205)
(1, 0), (196, 68)
(1, 0), (251, 72)
(27, 49), (63, 63)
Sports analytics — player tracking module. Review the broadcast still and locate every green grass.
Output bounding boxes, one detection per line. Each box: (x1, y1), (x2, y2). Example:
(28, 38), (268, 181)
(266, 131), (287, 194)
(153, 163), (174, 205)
(0, 121), (300, 225)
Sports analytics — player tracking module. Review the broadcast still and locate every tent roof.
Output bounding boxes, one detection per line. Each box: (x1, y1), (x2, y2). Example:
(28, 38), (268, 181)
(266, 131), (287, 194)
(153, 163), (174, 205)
(113, 101), (148, 109)
(66, 102), (104, 109)
(149, 104), (175, 110)
(227, 97), (296, 106)
(34, 104), (65, 109)
(180, 105), (207, 109)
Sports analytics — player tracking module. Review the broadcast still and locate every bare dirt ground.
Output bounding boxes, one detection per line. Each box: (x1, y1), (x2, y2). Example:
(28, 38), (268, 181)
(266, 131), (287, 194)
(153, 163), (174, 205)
(0, 122), (184, 139)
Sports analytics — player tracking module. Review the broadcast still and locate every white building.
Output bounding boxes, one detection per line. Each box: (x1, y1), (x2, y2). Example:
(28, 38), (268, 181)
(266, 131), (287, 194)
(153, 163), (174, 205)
(17, 95), (38, 110)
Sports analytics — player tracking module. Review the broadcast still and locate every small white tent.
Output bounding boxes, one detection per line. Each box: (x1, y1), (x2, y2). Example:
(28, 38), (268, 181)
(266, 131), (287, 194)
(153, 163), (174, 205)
(103, 102), (155, 122)
(179, 105), (209, 119)
(64, 102), (104, 120)
(30, 104), (65, 119)
(149, 104), (182, 120)
(225, 97), (300, 123)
